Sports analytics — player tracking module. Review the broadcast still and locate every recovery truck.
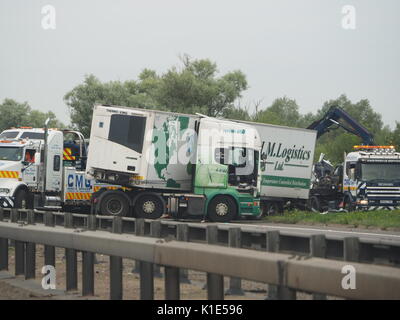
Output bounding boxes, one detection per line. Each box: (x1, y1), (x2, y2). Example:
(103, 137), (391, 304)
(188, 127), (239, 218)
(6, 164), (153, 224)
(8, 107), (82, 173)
(0, 126), (93, 210)
(307, 106), (400, 211)
(86, 105), (262, 222)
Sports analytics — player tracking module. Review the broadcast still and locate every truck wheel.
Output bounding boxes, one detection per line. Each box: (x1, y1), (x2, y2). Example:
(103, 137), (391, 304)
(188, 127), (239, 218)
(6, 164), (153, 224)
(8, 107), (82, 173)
(344, 196), (355, 212)
(14, 189), (32, 209)
(134, 194), (165, 219)
(264, 202), (282, 216)
(207, 196), (237, 222)
(99, 192), (129, 217)
(309, 196), (322, 213)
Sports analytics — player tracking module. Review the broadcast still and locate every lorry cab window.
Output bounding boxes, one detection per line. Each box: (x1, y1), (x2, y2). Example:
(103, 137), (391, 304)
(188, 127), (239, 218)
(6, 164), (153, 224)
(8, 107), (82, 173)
(0, 131), (18, 139)
(108, 114), (146, 153)
(0, 147), (23, 161)
(20, 132), (44, 140)
(25, 149), (35, 163)
(361, 163), (400, 181)
(215, 147), (256, 186)
(53, 155), (61, 171)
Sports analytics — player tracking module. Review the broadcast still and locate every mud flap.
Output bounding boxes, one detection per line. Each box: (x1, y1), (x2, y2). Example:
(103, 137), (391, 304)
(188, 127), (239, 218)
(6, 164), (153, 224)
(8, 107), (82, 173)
(0, 196), (15, 208)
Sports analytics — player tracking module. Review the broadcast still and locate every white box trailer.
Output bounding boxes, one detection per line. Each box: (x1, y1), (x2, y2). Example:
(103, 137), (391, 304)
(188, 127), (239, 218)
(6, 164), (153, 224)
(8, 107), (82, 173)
(86, 105), (200, 191)
(235, 121), (317, 214)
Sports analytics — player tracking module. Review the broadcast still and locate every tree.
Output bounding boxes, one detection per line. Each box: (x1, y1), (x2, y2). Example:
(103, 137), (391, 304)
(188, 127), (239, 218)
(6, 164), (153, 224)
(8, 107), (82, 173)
(253, 97), (303, 127)
(29, 110), (65, 129)
(222, 105), (251, 121)
(64, 56), (248, 136)
(392, 122), (400, 150)
(0, 99), (64, 132)
(0, 99), (30, 131)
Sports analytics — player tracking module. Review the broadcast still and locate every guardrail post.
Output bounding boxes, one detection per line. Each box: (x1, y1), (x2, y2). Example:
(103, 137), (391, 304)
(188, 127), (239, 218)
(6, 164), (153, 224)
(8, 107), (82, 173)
(176, 224), (190, 283)
(225, 227), (244, 296)
(133, 218), (154, 300)
(0, 237), (7, 271)
(15, 240), (25, 276)
(165, 265), (180, 300)
(64, 212), (78, 291)
(132, 219), (145, 273)
(266, 230), (296, 300)
(82, 251), (95, 296)
(310, 234), (327, 300)
(11, 208), (19, 223)
(344, 237), (360, 262)
(24, 210), (36, 280)
(82, 214), (96, 296)
(110, 216), (123, 300)
(25, 242), (36, 279)
(26, 209), (35, 225)
(44, 212), (56, 267)
(150, 220), (163, 278)
(206, 225), (224, 300)
(266, 230), (279, 299)
(0, 208), (8, 271)
(12, 209), (25, 276)
(140, 260), (154, 300)
(276, 260), (296, 300)
(87, 214), (100, 265)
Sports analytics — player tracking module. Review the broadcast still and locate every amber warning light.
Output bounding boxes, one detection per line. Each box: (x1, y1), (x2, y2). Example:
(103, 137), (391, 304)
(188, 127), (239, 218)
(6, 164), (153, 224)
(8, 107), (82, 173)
(353, 145), (395, 150)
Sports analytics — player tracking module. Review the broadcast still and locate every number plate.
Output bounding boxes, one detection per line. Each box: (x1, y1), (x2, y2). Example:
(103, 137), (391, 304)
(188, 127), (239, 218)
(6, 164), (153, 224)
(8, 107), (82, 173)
(380, 200), (393, 204)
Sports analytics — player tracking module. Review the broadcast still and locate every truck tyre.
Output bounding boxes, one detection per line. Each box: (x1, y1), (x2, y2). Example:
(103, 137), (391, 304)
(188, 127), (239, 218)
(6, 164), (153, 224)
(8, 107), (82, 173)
(134, 193), (165, 219)
(343, 196), (355, 212)
(99, 192), (130, 217)
(207, 196), (237, 222)
(14, 189), (32, 209)
(309, 196), (322, 213)
(264, 202), (282, 216)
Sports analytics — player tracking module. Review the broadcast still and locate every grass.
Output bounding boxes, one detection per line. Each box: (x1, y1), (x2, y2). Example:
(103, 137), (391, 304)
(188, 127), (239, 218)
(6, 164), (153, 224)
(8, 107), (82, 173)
(263, 210), (400, 230)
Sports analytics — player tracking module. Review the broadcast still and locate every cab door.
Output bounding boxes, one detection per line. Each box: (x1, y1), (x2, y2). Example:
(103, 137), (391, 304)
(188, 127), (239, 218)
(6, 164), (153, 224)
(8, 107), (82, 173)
(22, 149), (39, 188)
(45, 132), (63, 192)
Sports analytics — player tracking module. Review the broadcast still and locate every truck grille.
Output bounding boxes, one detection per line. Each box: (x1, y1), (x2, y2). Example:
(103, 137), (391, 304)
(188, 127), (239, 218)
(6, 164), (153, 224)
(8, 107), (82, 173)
(366, 187), (400, 198)
(366, 187), (400, 207)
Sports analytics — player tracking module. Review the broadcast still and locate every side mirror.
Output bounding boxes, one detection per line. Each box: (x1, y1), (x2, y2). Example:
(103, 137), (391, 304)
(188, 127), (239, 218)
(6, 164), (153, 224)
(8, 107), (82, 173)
(34, 152), (41, 165)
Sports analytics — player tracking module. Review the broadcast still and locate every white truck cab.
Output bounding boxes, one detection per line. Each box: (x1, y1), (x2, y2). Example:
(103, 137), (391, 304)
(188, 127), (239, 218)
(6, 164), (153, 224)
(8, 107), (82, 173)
(342, 146), (400, 210)
(0, 127), (89, 210)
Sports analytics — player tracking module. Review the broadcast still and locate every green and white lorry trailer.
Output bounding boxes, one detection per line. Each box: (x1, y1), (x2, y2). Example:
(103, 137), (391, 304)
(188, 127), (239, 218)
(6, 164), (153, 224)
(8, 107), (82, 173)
(86, 105), (262, 222)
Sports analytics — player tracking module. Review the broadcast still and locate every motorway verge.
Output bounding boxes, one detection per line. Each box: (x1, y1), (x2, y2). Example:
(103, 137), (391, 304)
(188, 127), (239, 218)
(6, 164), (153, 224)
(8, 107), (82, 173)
(264, 210), (400, 231)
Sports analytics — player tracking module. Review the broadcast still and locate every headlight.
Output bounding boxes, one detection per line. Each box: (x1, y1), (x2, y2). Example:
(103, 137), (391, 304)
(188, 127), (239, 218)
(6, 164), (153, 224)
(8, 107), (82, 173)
(0, 188), (10, 194)
(359, 199), (368, 205)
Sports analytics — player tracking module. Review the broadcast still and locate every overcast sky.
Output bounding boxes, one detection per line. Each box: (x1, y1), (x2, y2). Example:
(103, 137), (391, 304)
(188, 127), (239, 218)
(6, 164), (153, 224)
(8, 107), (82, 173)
(0, 0), (399, 128)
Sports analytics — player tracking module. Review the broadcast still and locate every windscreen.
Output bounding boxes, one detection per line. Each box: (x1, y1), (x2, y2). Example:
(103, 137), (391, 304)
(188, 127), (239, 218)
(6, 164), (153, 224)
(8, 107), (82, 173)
(361, 163), (400, 181)
(0, 131), (18, 139)
(108, 114), (146, 153)
(0, 147), (23, 161)
(20, 132), (44, 139)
